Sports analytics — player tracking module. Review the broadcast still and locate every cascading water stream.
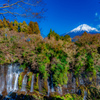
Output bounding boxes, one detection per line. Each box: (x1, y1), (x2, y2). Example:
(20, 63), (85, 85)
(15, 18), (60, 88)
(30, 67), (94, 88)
(21, 74), (27, 92)
(96, 72), (100, 86)
(0, 63), (96, 99)
(57, 86), (62, 95)
(72, 73), (76, 93)
(13, 64), (19, 92)
(51, 75), (54, 92)
(73, 77), (76, 93)
(6, 64), (13, 93)
(47, 80), (50, 96)
(30, 74), (34, 92)
(13, 73), (20, 91)
(83, 90), (87, 100)
(79, 77), (84, 85)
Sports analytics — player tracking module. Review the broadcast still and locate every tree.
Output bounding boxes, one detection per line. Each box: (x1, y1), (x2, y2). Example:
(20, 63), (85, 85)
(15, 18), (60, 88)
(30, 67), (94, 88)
(29, 21), (34, 32)
(0, 0), (45, 19)
(29, 21), (40, 34)
(21, 21), (28, 32)
(13, 20), (18, 31)
(0, 20), (3, 28)
(9, 22), (14, 30)
(48, 29), (60, 41)
(63, 34), (71, 42)
(3, 18), (8, 27)
(34, 22), (40, 34)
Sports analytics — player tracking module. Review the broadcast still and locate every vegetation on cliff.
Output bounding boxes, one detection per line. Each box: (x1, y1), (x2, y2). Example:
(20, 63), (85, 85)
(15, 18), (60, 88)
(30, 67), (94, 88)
(0, 19), (100, 99)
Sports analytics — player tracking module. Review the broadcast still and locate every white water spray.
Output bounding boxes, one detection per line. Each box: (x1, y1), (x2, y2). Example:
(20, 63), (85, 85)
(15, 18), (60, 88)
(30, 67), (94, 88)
(21, 74), (27, 91)
(30, 74), (34, 92)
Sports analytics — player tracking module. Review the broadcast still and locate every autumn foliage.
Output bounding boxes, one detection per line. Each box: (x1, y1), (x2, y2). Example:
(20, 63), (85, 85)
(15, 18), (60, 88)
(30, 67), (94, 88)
(0, 18), (40, 34)
(0, 19), (100, 92)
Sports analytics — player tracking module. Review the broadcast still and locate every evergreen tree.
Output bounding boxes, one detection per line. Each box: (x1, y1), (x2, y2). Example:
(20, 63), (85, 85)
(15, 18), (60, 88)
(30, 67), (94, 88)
(0, 20), (3, 28)
(18, 24), (21, 32)
(28, 27), (33, 34)
(3, 18), (8, 27)
(13, 20), (18, 31)
(63, 34), (71, 42)
(21, 21), (28, 33)
(29, 21), (34, 33)
(29, 21), (40, 34)
(48, 29), (60, 41)
(9, 22), (14, 31)
(34, 22), (40, 34)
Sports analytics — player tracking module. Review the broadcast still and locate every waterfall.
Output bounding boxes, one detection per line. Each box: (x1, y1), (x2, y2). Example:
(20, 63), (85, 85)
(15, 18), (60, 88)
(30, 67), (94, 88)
(72, 77), (76, 93)
(96, 72), (100, 86)
(13, 73), (20, 91)
(30, 74), (34, 92)
(6, 64), (13, 93)
(47, 80), (50, 96)
(13, 64), (23, 92)
(51, 75), (54, 92)
(83, 90), (87, 100)
(72, 73), (76, 93)
(57, 86), (62, 95)
(0, 66), (5, 94)
(21, 74), (27, 92)
(79, 77), (84, 85)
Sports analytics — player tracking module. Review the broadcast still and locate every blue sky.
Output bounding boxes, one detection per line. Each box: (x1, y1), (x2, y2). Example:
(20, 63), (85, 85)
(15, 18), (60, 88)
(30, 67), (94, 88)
(12, 0), (100, 37)
(38, 0), (100, 37)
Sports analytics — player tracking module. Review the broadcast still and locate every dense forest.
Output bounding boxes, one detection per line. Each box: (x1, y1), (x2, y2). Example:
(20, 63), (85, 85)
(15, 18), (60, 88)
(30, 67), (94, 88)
(0, 19), (100, 100)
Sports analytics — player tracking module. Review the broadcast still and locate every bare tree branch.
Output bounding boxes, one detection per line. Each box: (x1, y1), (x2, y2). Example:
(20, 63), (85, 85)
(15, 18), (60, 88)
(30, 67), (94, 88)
(0, 1), (23, 9)
(2, 9), (26, 17)
(22, 1), (37, 6)
(0, 0), (46, 19)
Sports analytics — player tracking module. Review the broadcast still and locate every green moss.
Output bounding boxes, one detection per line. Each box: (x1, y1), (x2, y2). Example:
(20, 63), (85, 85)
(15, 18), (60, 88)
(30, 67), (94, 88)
(27, 72), (33, 90)
(87, 86), (100, 99)
(18, 72), (24, 89)
(20, 63), (27, 70)
(72, 94), (83, 100)
(34, 73), (39, 92)
(64, 93), (73, 100)
(42, 79), (48, 94)
(32, 93), (43, 100)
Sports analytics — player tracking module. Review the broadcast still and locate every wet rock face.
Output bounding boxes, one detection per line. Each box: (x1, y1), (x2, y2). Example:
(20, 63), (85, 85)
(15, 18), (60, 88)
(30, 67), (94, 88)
(77, 89), (81, 95)
(0, 63), (100, 99)
(3, 93), (34, 100)
(0, 95), (3, 100)
(97, 47), (100, 54)
(0, 64), (24, 96)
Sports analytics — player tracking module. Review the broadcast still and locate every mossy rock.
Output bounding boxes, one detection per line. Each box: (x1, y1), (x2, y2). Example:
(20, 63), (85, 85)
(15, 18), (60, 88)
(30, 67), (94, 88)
(76, 78), (79, 87)
(32, 92), (43, 100)
(42, 79), (48, 95)
(72, 94), (83, 100)
(89, 76), (93, 82)
(87, 86), (100, 99)
(18, 72), (24, 89)
(34, 73), (39, 92)
(79, 85), (85, 97)
(49, 95), (65, 100)
(27, 72), (33, 90)
(64, 93), (73, 100)
(49, 93), (83, 100)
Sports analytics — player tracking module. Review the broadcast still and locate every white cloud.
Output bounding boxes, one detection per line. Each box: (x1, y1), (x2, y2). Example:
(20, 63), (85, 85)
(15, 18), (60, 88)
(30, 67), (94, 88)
(97, 24), (100, 28)
(95, 12), (98, 16)
(96, 24), (100, 30)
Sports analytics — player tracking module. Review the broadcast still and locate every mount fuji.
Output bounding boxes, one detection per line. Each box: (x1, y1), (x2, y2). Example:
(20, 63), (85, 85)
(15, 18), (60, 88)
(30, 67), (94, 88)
(62, 24), (100, 38)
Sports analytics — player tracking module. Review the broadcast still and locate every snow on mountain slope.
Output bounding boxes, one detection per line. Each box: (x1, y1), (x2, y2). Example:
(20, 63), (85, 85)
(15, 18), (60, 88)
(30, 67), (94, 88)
(70, 24), (99, 32)
(63, 24), (100, 38)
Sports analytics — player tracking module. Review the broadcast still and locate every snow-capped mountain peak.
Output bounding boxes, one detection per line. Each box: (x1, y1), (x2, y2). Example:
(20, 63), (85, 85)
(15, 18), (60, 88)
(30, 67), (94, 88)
(62, 24), (100, 38)
(70, 24), (99, 32)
